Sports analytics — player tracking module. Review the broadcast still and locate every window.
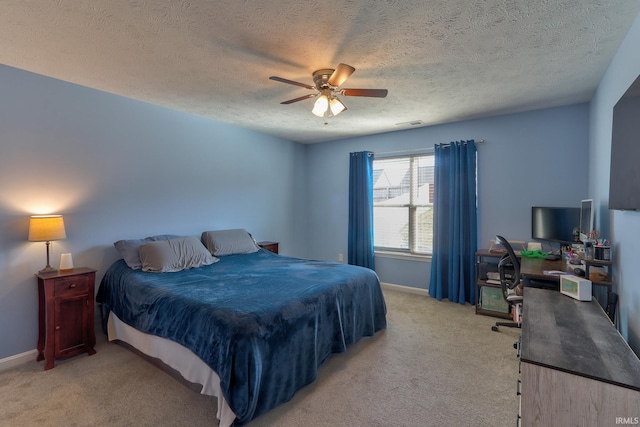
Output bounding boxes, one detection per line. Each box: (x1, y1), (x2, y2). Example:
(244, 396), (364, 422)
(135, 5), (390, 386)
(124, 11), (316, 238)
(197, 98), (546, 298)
(373, 154), (434, 254)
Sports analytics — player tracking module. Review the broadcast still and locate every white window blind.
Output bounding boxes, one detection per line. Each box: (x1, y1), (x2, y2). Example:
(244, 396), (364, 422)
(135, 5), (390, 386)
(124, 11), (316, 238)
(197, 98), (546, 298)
(373, 154), (434, 254)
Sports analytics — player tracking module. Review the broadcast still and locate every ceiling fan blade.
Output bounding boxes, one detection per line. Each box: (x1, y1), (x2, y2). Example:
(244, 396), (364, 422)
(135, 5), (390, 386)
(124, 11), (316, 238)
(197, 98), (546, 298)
(269, 76), (316, 90)
(341, 88), (388, 98)
(327, 63), (355, 87)
(280, 94), (318, 104)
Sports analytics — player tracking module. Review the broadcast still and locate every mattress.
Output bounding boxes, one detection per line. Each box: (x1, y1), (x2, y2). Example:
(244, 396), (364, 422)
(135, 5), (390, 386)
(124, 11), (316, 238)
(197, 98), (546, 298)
(97, 249), (387, 425)
(107, 311), (237, 427)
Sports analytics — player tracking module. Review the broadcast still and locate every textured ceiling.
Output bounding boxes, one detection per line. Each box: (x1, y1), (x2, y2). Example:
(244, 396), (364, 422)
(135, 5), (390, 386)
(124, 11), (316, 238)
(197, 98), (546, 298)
(1, 1), (639, 143)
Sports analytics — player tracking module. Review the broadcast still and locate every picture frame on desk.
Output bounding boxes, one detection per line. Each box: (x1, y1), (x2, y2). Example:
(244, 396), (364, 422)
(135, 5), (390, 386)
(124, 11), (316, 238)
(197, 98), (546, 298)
(560, 275), (593, 301)
(479, 286), (509, 314)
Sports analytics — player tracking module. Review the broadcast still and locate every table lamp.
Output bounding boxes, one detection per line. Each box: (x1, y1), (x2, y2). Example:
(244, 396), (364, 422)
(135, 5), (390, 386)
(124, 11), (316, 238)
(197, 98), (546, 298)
(29, 215), (67, 274)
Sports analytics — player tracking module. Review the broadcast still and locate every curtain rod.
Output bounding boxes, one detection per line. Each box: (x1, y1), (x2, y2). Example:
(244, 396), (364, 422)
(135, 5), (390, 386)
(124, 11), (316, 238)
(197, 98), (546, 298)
(374, 139), (484, 156)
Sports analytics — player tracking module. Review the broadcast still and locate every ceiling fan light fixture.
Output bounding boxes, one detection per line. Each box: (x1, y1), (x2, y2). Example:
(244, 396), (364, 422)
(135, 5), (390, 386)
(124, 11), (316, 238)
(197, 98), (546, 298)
(312, 95), (329, 117)
(270, 63), (387, 118)
(329, 97), (346, 116)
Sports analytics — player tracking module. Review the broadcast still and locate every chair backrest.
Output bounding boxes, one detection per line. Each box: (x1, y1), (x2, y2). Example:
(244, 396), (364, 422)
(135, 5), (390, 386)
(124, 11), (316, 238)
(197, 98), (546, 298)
(606, 292), (618, 323)
(495, 235), (521, 300)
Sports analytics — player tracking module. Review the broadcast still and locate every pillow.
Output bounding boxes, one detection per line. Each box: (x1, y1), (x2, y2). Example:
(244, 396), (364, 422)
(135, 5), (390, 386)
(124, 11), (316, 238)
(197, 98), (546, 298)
(139, 236), (218, 273)
(114, 234), (182, 269)
(201, 228), (259, 256)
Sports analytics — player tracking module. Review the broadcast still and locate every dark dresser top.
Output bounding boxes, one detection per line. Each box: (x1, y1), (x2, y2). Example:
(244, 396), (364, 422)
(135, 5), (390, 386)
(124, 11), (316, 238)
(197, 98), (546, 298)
(521, 287), (640, 391)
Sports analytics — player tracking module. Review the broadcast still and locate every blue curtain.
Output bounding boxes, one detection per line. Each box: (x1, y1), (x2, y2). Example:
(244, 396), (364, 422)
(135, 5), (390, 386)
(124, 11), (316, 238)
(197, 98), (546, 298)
(429, 140), (478, 304)
(348, 151), (375, 269)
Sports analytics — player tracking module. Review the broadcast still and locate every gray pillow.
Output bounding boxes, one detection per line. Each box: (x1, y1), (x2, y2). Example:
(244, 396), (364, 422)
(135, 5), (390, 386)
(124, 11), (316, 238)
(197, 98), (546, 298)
(114, 234), (182, 269)
(139, 236), (219, 273)
(201, 228), (259, 256)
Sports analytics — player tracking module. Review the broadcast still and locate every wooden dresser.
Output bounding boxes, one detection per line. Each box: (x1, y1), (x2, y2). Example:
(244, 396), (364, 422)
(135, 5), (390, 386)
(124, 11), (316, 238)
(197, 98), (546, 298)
(519, 288), (640, 426)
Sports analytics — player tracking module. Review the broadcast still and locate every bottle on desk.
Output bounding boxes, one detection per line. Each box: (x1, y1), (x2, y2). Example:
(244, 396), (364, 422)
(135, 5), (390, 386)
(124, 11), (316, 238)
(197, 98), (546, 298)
(585, 241), (594, 260)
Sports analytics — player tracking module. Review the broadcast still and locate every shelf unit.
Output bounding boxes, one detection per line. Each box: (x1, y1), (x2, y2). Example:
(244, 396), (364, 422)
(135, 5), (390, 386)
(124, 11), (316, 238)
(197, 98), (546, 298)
(475, 250), (512, 319)
(584, 258), (613, 287)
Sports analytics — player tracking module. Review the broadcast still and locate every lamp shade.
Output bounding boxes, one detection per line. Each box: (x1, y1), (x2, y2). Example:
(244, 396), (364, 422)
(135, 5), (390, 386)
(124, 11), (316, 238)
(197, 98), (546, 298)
(312, 95), (329, 117)
(28, 215), (67, 242)
(329, 97), (346, 116)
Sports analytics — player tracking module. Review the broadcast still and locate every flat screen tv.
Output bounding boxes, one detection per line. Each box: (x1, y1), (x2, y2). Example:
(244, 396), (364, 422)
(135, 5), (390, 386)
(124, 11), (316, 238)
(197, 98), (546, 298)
(610, 74), (640, 211)
(580, 199), (594, 242)
(531, 206), (580, 244)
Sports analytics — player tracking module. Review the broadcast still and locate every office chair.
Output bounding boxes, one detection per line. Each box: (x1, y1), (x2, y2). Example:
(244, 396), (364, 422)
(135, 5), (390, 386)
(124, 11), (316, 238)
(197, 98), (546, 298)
(606, 292), (618, 324)
(491, 235), (524, 332)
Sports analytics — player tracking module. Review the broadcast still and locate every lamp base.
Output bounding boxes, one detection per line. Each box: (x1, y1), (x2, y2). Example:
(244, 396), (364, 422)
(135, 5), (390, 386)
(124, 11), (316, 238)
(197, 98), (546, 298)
(39, 242), (58, 275)
(38, 265), (58, 275)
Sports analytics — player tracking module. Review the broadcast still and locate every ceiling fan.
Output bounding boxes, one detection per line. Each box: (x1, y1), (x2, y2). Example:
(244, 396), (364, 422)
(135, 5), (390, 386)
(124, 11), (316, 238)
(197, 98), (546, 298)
(269, 63), (388, 118)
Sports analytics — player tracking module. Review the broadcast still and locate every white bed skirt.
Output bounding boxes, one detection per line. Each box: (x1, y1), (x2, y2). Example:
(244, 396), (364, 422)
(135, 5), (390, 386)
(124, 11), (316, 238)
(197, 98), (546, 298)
(107, 312), (237, 427)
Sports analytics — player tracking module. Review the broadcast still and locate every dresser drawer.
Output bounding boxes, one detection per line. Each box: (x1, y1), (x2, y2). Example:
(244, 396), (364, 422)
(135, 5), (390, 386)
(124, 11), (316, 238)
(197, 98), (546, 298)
(54, 275), (89, 296)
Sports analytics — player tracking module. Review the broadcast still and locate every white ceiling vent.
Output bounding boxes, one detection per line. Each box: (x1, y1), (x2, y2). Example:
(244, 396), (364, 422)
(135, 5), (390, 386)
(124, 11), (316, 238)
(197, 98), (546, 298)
(395, 120), (424, 127)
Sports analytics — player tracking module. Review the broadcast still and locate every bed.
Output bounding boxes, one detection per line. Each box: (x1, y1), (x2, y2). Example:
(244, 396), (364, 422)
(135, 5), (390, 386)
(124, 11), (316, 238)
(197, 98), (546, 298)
(97, 231), (387, 426)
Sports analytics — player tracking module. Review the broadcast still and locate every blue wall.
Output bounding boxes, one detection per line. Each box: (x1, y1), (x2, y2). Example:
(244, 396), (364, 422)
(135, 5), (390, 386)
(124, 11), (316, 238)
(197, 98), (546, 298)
(589, 10), (640, 353)
(305, 105), (589, 289)
(4, 11), (640, 360)
(0, 65), (307, 360)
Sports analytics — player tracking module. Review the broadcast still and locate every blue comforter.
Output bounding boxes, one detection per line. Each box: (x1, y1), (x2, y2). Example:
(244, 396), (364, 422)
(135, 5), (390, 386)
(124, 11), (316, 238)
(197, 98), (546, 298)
(97, 249), (387, 425)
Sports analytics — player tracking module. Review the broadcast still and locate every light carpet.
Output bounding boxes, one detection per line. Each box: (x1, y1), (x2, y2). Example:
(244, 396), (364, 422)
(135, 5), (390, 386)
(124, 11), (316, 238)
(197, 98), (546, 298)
(0, 289), (521, 426)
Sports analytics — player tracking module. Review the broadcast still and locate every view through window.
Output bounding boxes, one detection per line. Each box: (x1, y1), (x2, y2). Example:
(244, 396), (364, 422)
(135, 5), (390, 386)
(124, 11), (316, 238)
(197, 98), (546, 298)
(373, 154), (434, 254)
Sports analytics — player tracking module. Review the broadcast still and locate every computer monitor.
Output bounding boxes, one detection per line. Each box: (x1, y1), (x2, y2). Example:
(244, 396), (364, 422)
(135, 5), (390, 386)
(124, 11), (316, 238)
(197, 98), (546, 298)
(580, 199), (594, 242)
(531, 206), (581, 245)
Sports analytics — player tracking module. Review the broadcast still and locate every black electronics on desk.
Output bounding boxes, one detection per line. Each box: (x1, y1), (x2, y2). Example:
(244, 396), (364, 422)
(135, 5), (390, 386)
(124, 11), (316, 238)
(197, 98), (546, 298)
(531, 206), (580, 245)
(579, 198), (594, 242)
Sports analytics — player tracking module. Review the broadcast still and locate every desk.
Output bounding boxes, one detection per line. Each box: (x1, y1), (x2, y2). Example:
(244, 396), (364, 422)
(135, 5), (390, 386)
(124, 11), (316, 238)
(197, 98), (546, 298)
(520, 257), (571, 289)
(475, 249), (571, 290)
(475, 250), (613, 318)
(518, 287), (640, 425)
(520, 256), (613, 296)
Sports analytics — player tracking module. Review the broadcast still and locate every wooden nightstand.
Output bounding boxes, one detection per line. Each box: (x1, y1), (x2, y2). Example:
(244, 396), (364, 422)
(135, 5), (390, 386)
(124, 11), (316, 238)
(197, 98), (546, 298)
(258, 241), (279, 254)
(36, 267), (97, 370)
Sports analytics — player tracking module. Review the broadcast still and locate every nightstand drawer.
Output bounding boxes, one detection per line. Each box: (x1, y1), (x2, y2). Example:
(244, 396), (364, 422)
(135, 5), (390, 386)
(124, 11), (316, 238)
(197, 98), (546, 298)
(54, 276), (89, 296)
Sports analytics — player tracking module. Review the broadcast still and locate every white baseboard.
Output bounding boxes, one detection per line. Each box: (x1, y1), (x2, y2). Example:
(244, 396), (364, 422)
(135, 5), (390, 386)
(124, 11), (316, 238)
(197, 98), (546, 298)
(0, 349), (37, 372)
(380, 282), (429, 296)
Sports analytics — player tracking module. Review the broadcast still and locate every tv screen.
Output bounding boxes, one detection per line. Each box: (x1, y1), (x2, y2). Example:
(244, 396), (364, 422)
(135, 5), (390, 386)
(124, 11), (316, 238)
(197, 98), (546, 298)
(580, 199), (594, 242)
(610, 74), (640, 211)
(531, 207), (580, 244)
